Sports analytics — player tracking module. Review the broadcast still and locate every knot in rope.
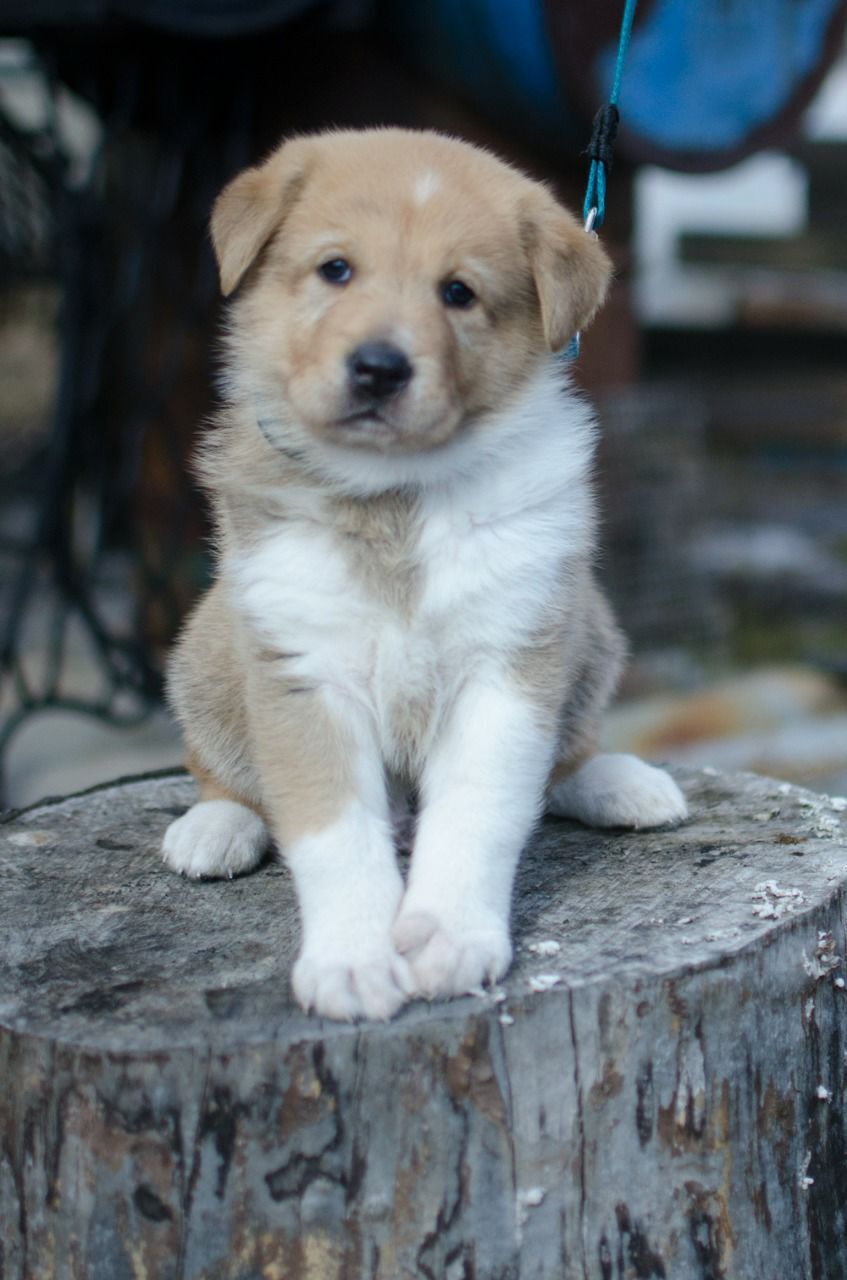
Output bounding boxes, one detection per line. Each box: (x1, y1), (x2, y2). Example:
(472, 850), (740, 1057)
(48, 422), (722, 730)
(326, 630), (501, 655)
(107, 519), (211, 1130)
(584, 103), (620, 176)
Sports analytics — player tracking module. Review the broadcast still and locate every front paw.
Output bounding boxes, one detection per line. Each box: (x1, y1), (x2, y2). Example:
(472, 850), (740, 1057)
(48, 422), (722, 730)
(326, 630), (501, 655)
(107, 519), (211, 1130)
(292, 941), (413, 1022)
(392, 904), (512, 999)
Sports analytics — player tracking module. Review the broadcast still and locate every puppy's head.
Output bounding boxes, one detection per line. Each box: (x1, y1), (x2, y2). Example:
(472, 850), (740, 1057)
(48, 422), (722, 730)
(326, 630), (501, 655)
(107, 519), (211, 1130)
(212, 129), (610, 456)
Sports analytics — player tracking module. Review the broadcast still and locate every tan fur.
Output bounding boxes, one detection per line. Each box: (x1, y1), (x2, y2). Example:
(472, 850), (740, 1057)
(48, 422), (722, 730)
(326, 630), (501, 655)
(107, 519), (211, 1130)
(512, 560), (626, 775)
(172, 583), (353, 843)
(168, 128), (616, 848)
(521, 194), (611, 350)
(245, 668), (355, 844)
(210, 137), (313, 297)
(185, 748), (265, 814)
(169, 581), (261, 806)
(326, 489), (423, 617)
(209, 129), (612, 457)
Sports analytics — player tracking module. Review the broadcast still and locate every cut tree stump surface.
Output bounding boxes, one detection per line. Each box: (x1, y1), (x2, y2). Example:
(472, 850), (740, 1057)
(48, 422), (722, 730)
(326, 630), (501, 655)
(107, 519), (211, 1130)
(2, 766), (847, 1279)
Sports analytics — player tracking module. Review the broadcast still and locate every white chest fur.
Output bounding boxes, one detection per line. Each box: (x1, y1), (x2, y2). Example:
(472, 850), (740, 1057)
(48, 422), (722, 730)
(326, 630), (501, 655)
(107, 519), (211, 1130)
(228, 369), (597, 767)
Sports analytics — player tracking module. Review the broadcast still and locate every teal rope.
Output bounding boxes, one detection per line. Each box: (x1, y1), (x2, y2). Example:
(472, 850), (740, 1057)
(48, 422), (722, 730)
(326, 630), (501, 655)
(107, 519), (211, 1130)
(582, 0), (638, 227)
(566, 0), (638, 359)
(610, 0), (638, 104)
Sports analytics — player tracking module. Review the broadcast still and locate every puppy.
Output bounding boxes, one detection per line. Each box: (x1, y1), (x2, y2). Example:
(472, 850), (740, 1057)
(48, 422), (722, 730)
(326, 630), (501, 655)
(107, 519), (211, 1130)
(162, 128), (687, 1020)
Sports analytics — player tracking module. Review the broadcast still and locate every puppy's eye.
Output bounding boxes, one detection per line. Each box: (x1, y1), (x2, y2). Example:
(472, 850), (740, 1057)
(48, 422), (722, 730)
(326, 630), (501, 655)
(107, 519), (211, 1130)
(442, 279), (476, 309)
(318, 258), (353, 285)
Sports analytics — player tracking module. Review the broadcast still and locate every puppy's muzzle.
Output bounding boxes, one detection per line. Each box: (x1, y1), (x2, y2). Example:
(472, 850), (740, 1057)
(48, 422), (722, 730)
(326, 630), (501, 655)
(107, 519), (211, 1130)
(347, 341), (413, 402)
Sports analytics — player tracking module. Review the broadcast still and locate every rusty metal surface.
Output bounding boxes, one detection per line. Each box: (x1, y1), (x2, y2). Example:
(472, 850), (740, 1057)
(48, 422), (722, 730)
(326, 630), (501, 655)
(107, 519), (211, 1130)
(1, 767), (846, 1277)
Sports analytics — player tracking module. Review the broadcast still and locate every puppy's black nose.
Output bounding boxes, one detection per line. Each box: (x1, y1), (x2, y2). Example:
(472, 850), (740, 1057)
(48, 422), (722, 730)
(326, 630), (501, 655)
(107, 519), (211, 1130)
(348, 341), (413, 400)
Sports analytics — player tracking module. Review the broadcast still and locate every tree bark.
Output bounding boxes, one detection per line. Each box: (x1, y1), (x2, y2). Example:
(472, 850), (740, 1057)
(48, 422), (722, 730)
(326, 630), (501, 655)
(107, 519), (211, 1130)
(1, 766), (846, 1279)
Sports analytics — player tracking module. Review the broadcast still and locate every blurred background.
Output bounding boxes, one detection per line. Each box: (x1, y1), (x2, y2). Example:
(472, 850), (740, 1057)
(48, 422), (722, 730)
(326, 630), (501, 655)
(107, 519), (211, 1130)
(0, 0), (845, 809)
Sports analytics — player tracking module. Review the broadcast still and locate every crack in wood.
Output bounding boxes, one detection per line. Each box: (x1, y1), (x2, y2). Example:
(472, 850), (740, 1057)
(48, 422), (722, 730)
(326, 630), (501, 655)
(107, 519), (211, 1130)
(567, 989), (590, 1280)
(176, 1050), (212, 1280)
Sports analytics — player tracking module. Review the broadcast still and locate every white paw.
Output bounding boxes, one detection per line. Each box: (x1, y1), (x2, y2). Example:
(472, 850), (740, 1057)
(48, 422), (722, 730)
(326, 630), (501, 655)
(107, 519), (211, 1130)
(292, 942), (413, 1022)
(392, 905), (512, 999)
(162, 799), (268, 879)
(548, 753), (688, 830)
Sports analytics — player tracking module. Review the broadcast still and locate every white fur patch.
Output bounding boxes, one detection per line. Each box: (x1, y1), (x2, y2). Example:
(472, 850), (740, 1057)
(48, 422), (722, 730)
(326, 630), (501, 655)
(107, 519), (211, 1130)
(413, 169), (440, 205)
(162, 799), (268, 878)
(230, 365), (596, 778)
(286, 800), (411, 1020)
(294, 361), (596, 497)
(394, 680), (555, 998)
(547, 753), (688, 829)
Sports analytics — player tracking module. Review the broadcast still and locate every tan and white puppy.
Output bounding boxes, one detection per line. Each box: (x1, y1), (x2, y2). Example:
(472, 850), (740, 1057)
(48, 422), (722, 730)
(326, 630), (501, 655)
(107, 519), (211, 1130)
(163, 128), (687, 1020)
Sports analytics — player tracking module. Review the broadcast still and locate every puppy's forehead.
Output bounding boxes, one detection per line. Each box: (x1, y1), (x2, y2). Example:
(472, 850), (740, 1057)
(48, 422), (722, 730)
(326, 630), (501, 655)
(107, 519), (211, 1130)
(287, 134), (527, 258)
(307, 129), (527, 191)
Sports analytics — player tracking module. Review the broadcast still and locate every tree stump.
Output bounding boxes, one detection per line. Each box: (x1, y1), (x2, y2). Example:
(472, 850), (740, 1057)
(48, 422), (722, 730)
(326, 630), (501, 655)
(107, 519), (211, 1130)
(2, 767), (846, 1279)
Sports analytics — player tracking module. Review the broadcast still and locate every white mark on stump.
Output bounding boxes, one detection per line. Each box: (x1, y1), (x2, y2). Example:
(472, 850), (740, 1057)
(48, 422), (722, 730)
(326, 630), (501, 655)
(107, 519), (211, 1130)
(815, 1084), (832, 1102)
(362, 1193), (392, 1221)
(799, 1151), (814, 1190)
(751, 881), (807, 919)
(516, 1185), (547, 1240)
(7, 830), (53, 847)
(803, 931), (841, 980)
(528, 940), (561, 957)
(674, 1035), (707, 1134)
(528, 974), (562, 993)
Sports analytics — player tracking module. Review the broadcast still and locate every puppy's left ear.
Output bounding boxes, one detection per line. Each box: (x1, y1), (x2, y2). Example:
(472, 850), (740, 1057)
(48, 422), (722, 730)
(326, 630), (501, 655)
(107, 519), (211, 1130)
(523, 191), (612, 352)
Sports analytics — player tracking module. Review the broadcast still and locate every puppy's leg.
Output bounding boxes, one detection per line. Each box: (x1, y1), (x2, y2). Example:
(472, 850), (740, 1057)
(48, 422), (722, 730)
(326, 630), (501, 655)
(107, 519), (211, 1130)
(250, 673), (411, 1022)
(394, 678), (555, 999)
(162, 753), (269, 880)
(163, 583), (269, 878)
(547, 752), (687, 830)
(541, 576), (687, 829)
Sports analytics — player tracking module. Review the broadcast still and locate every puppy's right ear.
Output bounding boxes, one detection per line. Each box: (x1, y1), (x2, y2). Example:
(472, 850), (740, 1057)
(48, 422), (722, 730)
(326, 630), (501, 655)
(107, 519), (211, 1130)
(210, 138), (310, 296)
